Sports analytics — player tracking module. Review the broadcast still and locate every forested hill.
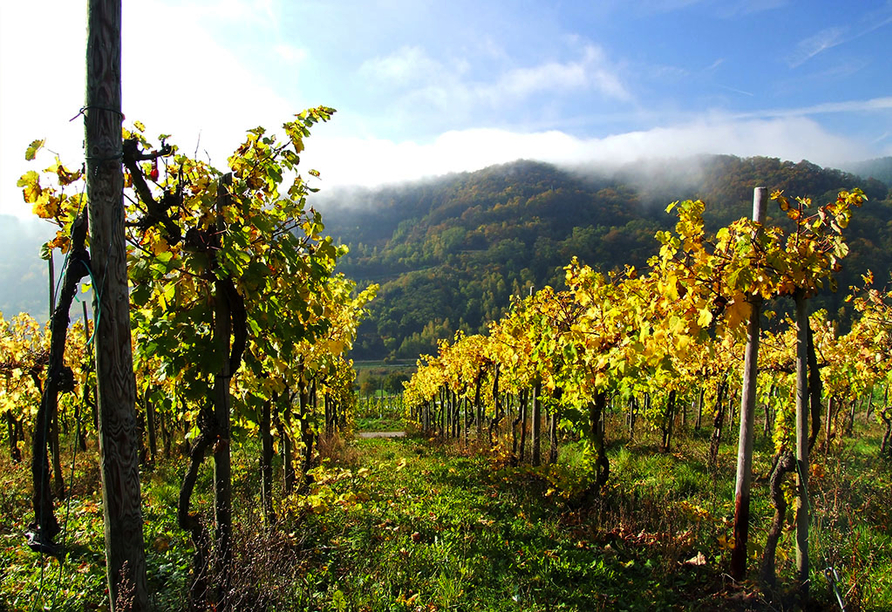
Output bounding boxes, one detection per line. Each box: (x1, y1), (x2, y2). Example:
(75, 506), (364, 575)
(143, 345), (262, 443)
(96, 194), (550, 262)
(316, 155), (892, 361)
(842, 156), (892, 187)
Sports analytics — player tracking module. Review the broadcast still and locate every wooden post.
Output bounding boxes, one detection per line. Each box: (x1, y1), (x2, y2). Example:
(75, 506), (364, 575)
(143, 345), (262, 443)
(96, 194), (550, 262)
(730, 187), (766, 581)
(85, 1), (147, 608)
(260, 395), (275, 524)
(213, 176), (233, 602)
(475, 369), (483, 443)
(588, 391), (609, 493)
(695, 387), (704, 430)
(463, 392), (469, 447)
(531, 381), (541, 466)
(144, 388), (157, 463)
(548, 408), (558, 464)
(283, 410), (295, 493)
(83, 8), (144, 612)
(794, 292), (810, 597)
(518, 389), (528, 462)
(662, 390), (676, 452)
(825, 396), (834, 455)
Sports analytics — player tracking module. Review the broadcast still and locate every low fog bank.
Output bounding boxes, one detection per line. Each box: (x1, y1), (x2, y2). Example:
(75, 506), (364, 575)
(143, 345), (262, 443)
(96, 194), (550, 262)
(0, 216), (56, 321)
(311, 155), (706, 213)
(311, 171), (468, 214)
(304, 113), (883, 211)
(565, 155), (712, 207)
(311, 150), (886, 216)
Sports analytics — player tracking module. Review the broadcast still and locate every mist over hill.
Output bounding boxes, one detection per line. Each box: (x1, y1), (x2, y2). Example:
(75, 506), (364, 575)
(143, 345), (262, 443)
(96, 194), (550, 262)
(316, 154), (892, 361)
(0, 216), (55, 321)
(840, 157), (892, 187)
(1, 155), (890, 363)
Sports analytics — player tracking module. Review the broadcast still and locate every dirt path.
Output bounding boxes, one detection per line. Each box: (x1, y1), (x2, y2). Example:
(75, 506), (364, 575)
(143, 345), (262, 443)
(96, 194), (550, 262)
(357, 431), (406, 439)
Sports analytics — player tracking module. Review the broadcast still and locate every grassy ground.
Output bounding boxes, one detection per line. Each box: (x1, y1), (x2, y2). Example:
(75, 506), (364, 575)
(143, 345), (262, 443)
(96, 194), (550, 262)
(1, 420), (890, 611)
(287, 436), (733, 611)
(354, 396), (406, 432)
(354, 415), (406, 432)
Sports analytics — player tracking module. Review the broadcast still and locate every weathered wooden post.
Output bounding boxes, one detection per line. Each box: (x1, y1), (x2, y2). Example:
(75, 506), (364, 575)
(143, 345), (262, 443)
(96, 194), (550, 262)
(794, 290), (810, 596)
(730, 186), (766, 581)
(85, 0), (148, 608)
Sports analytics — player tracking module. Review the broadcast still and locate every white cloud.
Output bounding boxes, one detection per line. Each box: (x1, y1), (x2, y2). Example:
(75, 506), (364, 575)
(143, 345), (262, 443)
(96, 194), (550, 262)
(360, 46), (445, 84)
(359, 41), (631, 125)
(587, 117), (863, 165)
(474, 43), (631, 106)
(493, 45), (631, 102)
(303, 115), (869, 195)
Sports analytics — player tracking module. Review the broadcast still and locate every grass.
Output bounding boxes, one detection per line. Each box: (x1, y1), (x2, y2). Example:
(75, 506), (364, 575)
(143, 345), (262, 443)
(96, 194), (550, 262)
(293, 438), (643, 610)
(355, 398), (406, 432)
(354, 415), (406, 432)
(1, 416), (890, 610)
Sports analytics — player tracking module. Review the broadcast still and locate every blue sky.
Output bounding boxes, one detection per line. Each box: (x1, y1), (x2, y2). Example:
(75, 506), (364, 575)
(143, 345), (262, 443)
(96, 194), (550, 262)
(1, 0), (891, 218)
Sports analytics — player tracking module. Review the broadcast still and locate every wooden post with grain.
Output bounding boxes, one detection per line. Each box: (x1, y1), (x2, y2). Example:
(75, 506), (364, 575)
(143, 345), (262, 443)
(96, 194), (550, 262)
(85, 0), (148, 608)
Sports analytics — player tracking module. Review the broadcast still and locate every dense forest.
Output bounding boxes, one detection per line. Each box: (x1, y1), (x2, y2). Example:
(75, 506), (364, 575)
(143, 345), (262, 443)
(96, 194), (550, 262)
(317, 155), (892, 360)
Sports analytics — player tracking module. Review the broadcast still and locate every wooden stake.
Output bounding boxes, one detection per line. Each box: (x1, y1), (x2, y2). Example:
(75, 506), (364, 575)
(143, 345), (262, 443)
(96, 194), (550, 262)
(213, 175), (233, 603)
(794, 291), (810, 597)
(85, 0), (147, 607)
(730, 186), (766, 581)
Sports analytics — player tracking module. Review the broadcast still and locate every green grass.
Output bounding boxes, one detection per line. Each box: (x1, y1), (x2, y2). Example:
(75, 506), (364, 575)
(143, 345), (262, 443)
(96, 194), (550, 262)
(355, 398), (406, 432)
(263, 434), (752, 611)
(1, 418), (891, 610)
(354, 415), (406, 432)
(292, 439), (655, 610)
